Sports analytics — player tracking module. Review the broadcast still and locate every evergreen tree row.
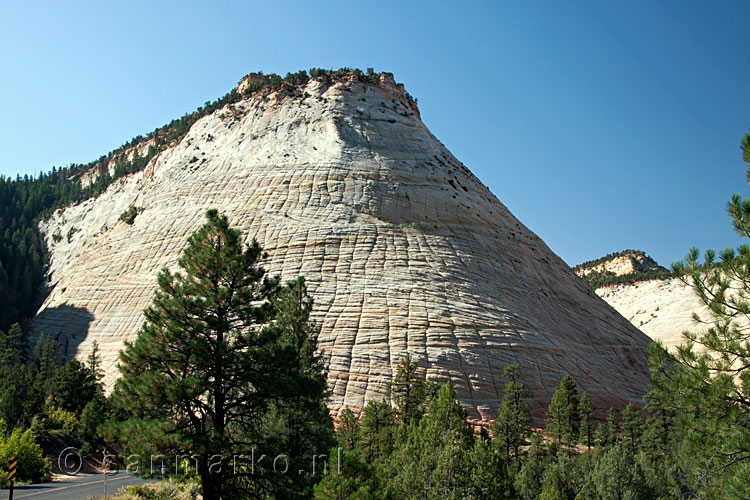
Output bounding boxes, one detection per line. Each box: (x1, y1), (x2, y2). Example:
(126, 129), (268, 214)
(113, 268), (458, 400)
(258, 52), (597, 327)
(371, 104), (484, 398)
(314, 355), (691, 500)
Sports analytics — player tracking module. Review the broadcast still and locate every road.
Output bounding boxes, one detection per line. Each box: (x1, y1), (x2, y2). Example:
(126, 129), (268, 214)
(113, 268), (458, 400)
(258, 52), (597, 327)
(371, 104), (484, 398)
(2, 472), (151, 500)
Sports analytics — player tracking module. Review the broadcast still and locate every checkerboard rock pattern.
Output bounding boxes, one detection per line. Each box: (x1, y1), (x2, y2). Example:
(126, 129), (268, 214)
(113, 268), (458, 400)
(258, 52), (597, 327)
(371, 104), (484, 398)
(33, 74), (651, 424)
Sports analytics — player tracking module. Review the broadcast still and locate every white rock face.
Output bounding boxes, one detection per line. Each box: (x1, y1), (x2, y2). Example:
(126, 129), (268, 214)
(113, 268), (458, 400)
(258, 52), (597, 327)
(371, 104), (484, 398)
(33, 75), (651, 423)
(596, 278), (722, 352)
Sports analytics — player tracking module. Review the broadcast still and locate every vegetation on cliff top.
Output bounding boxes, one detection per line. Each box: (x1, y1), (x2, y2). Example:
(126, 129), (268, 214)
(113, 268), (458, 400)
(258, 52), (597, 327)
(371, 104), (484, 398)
(574, 249), (654, 271)
(573, 249), (672, 289)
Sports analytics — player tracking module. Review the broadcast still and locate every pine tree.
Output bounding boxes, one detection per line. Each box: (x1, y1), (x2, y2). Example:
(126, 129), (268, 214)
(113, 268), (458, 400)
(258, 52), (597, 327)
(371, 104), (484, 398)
(337, 408), (360, 451)
(648, 130), (750, 495)
(86, 340), (103, 385)
(491, 363), (531, 465)
(113, 210), (332, 500)
(606, 407), (618, 447)
(515, 433), (551, 500)
(0, 323), (25, 367)
(387, 354), (427, 426)
(256, 277), (335, 499)
(54, 360), (97, 414)
(640, 390), (672, 466)
(620, 403), (642, 455)
(32, 335), (62, 380)
(386, 383), (480, 499)
(588, 444), (652, 499)
(578, 391), (594, 451)
(358, 400), (395, 463)
(545, 375), (579, 450)
(594, 423), (608, 448)
(313, 448), (386, 500)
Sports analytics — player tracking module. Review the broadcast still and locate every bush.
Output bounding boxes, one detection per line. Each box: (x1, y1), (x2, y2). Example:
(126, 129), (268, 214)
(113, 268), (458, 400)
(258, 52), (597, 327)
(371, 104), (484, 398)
(119, 479), (200, 500)
(121, 485), (159, 500)
(119, 205), (140, 225)
(0, 426), (51, 484)
(29, 400), (79, 447)
(79, 397), (108, 441)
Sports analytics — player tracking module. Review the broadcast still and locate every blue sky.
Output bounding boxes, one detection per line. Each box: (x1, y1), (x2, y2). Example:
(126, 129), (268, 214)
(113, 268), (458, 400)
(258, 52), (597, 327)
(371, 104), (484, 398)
(1, 1), (749, 267)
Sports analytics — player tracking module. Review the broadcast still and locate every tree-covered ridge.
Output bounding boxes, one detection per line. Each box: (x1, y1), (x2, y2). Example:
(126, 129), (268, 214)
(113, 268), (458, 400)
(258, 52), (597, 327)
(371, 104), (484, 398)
(574, 249), (656, 272)
(573, 249), (672, 289)
(579, 268), (673, 289)
(0, 67), (406, 331)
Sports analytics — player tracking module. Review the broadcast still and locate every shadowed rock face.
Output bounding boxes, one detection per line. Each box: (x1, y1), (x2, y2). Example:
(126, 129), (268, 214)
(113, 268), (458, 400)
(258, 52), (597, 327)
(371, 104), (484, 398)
(33, 74), (651, 424)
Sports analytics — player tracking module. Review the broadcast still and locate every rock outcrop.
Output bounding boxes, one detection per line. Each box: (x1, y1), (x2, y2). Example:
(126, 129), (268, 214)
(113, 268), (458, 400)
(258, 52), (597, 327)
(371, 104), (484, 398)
(575, 250), (666, 279)
(33, 73), (652, 424)
(578, 251), (723, 353)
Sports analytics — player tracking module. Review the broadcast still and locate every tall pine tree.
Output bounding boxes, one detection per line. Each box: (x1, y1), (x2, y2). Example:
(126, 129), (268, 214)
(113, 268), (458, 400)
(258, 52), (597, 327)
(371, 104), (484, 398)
(491, 363), (531, 465)
(545, 375), (579, 450)
(114, 210), (332, 500)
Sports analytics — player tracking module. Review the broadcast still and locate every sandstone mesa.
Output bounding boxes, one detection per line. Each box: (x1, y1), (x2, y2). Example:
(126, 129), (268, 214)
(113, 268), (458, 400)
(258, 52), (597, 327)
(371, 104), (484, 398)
(32, 72), (652, 424)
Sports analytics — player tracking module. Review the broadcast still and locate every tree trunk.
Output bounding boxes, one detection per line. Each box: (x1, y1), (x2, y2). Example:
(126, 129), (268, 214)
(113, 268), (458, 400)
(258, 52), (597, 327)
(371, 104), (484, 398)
(201, 456), (221, 500)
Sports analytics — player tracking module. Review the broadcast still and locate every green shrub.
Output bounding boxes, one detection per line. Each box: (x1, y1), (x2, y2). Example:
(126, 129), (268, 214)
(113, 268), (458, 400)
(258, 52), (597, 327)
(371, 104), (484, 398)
(0, 426), (51, 484)
(29, 400), (79, 446)
(120, 479), (200, 500)
(121, 484), (159, 500)
(119, 205), (140, 225)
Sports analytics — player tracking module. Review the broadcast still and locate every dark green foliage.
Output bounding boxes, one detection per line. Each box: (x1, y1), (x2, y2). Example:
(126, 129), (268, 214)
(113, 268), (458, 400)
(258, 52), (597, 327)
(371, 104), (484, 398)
(32, 334), (63, 379)
(587, 444), (652, 499)
(515, 433), (552, 500)
(605, 407), (618, 448)
(0, 323), (25, 366)
(52, 360), (98, 414)
(579, 268), (672, 289)
(79, 396), (109, 442)
(639, 390), (673, 467)
(313, 449), (387, 500)
(358, 400), (395, 463)
(538, 454), (586, 500)
(119, 204), (140, 225)
(387, 354), (428, 426)
(257, 277), (336, 499)
(491, 363), (531, 465)
(385, 383), (487, 499)
(318, 365), (724, 500)
(319, 368), (519, 499)
(112, 210), (332, 500)
(0, 323), (104, 437)
(578, 391), (594, 451)
(337, 408), (360, 451)
(0, 176), (49, 329)
(620, 403), (642, 455)
(546, 375), (579, 449)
